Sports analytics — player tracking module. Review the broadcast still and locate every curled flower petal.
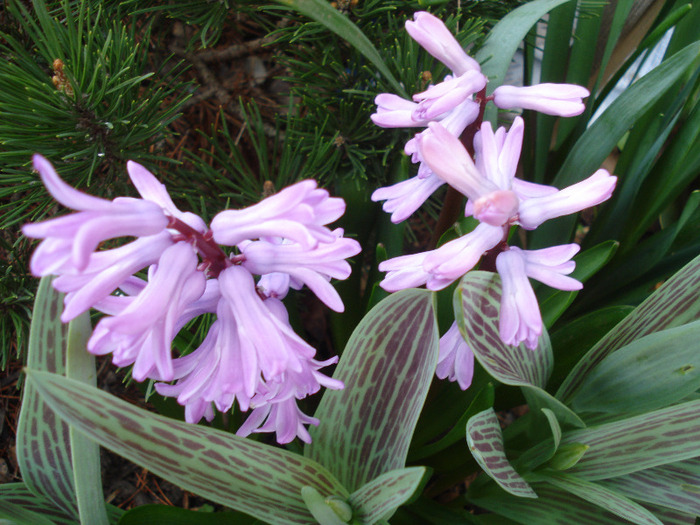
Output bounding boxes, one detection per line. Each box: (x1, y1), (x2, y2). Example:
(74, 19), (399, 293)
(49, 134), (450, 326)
(378, 252), (432, 292)
(371, 172), (445, 224)
(518, 169), (617, 230)
(436, 321), (474, 390)
(515, 245), (582, 291)
(405, 11), (480, 75)
(371, 93), (426, 128)
(493, 83), (590, 117)
(87, 242), (206, 381)
(211, 180), (343, 248)
(496, 249), (542, 350)
(420, 122), (497, 200)
(412, 71), (486, 121)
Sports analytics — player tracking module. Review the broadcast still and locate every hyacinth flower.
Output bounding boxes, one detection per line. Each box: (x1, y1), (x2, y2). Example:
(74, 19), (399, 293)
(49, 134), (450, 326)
(23, 154), (360, 443)
(370, 11), (589, 224)
(368, 11), (616, 388)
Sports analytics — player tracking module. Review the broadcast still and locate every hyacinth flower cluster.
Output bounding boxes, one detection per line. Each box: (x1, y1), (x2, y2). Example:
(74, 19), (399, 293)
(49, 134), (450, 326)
(22, 154), (361, 444)
(371, 12), (617, 390)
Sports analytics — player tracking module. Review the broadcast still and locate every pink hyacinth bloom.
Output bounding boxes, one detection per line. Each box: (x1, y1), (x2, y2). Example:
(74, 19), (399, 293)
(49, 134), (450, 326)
(211, 180), (345, 248)
(496, 249), (542, 350)
(517, 169), (617, 230)
(420, 121), (497, 201)
(371, 172), (445, 224)
(492, 84), (590, 117)
(436, 321), (474, 390)
(496, 245), (582, 349)
(422, 223), (504, 288)
(88, 242), (206, 381)
(239, 229), (361, 312)
(412, 70), (487, 121)
(405, 11), (480, 76)
(22, 155), (168, 273)
(378, 252), (433, 292)
(371, 93), (427, 128)
(53, 231), (174, 322)
(127, 161), (208, 232)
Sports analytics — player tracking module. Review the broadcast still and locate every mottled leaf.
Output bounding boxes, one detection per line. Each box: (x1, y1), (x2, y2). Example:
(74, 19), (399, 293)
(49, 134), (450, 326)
(543, 473), (662, 525)
(468, 483), (632, 524)
(599, 459), (700, 517)
(557, 400), (700, 480)
(570, 320), (700, 415)
(66, 313), (108, 525)
(349, 467), (428, 524)
(26, 369), (349, 525)
(557, 253), (700, 403)
(456, 272), (584, 428)
(0, 483), (75, 525)
(117, 504), (262, 525)
(307, 289), (439, 491)
(300, 486), (349, 525)
(466, 408), (536, 498)
(16, 276), (78, 517)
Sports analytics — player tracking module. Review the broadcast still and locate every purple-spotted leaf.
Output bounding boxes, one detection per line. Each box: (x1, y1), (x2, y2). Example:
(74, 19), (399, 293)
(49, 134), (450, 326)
(306, 289), (439, 491)
(599, 459), (700, 516)
(16, 276), (78, 518)
(0, 483), (75, 525)
(557, 253), (700, 403)
(543, 473), (663, 525)
(555, 400), (700, 480)
(456, 272), (584, 428)
(26, 369), (349, 525)
(349, 467), (428, 524)
(466, 408), (536, 498)
(468, 483), (653, 524)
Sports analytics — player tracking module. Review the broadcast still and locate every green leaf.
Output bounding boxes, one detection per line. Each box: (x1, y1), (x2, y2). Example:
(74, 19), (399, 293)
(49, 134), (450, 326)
(300, 486), (350, 525)
(570, 320), (700, 415)
(468, 482), (632, 524)
(66, 313), (108, 525)
(546, 443), (589, 471)
(409, 383), (495, 461)
(466, 408), (536, 498)
(475, 0), (574, 123)
(558, 400), (700, 480)
(307, 289), (439, 491)
(599, 459), (700, 517)
(542, 473), (663, 525)
(456, 272), (583, 428)
(557, 253), (700, 403)
(539, 240), (619, 327)
(117, 505), (262, 525)
(349, 468), (428, 524)
(269, 0), (404, 95)
(531, 40), (700, 248)
(16, 277), (78, 518)
(25, 369), (349, 525)
(0, 483), (75, 525)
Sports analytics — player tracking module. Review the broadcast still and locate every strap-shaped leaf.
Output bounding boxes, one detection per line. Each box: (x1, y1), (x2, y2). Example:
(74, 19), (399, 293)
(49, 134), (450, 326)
(468, 483), (643, 525)
(557, 253), (700, 402)
(466, 408), (536, 498)
(456, 272), (583, 428)
(558, 400), (700, 481)
(269, 0), (404, 95)
(543, 473), (662, 525)
(599, 459), (700, 517)
(307, 289), (438, 491)
(0, 483), (76, 525)
(475, 0), (574, 123)
(349, 467), (427, 524)
(16, 277), (78, 517)
(457, 272), (551, 388)
(570, 320), (700, 415)
(26, 369), (349, 525)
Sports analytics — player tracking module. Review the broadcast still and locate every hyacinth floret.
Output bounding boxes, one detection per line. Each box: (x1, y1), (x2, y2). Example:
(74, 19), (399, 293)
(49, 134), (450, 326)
(370, 11), (617, 390)
(23, 154), (361, 444)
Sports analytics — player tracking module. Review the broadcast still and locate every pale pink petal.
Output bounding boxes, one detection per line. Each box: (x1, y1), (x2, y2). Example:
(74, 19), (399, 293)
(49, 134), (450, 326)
(493, 84), (590, 117)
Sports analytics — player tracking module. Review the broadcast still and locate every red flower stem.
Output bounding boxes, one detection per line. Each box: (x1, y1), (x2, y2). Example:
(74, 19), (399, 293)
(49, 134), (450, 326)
(167, 217), (231, 277)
